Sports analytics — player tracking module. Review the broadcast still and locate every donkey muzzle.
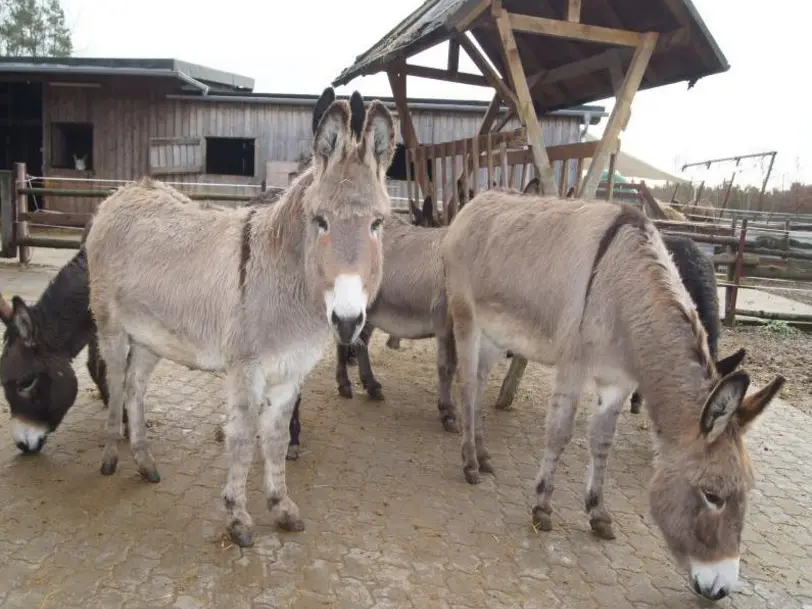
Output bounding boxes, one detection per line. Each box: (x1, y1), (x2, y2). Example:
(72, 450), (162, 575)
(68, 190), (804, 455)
(12, 418), (48, 454)
(331, 311), (365, 345)
(690, 557), (738, 601)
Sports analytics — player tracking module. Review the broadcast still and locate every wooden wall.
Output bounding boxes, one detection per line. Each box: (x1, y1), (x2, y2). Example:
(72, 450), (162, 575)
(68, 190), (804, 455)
(40, 81), (585, 213)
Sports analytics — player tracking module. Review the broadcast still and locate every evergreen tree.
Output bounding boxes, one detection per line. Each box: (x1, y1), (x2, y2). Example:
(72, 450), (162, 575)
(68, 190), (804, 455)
(0, 0), (73, 57)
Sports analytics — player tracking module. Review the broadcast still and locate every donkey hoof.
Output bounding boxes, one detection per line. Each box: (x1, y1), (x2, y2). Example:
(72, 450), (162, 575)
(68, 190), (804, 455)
(100, 457), (118, 476)
(531, 506), (553, 532)
(286, 444), (300, 461)
(338, 385), (353, 399)
(278, 516), (305, 532)
(441, 416), (459, 434)
(140, 467), (161, 483)
(366, 386), (385, 401)
(463, 466), (481, 485)
(478, 457), (495, 475)
(227, 522), (254, 548)
(590, 517), (616, 540)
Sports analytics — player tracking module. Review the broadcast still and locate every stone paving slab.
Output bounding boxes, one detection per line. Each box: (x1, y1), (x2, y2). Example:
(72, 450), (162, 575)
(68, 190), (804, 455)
(0, 252), (809, 609)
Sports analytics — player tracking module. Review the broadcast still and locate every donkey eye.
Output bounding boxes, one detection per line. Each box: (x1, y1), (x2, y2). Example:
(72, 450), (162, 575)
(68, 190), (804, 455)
(370, 218), (383, 234)
(313, 215), (329, 234)
(703, 490), (725, 509)
(17, 376), (37, 393)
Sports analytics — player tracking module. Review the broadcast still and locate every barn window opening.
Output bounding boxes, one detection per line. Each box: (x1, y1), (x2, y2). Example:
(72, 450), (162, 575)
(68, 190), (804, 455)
(51, 122), (94, 171)
(205, 137), (255, 177)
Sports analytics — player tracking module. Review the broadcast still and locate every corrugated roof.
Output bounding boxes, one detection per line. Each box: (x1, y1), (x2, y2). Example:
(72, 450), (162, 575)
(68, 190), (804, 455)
(333, 0), (729, 114)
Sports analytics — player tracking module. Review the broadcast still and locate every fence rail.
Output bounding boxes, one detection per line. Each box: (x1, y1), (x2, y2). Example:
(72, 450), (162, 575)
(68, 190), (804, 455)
(1, 162), (811, 328)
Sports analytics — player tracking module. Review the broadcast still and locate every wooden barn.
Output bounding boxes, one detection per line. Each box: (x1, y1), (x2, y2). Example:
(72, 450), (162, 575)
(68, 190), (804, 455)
(0, 56), (605, 214)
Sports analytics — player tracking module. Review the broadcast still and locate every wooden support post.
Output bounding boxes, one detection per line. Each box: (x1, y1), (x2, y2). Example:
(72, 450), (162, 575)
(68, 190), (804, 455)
(388, 63), (430, 197)
(493, 2), (558, 195)
(448, 39), (460, 74)
(579, 31), (658, 199)
(15, 163), (30, 264)
(454, 32), (519, 110)
(567, 0), (582, 22)
(479, 93), (502, 135)
(725, 219), (748, 326)
(0, 170), (16, 258)
(606, 153), (617, 201)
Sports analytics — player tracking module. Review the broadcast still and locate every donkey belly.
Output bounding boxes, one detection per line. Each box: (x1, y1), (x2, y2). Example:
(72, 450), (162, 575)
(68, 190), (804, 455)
(368, 308), (435, 340)
(123, 315), (225, 372)
(478, 306), (559, 365)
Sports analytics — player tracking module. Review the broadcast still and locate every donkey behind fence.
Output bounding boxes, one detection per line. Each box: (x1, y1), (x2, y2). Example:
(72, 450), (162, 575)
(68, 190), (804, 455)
(83, 87), (396, 548)
(441, 189), (784, 601)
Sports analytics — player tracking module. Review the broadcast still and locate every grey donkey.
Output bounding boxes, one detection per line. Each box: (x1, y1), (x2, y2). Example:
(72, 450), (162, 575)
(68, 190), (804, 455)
(84, 86), (396, 548)
(441, 189), (784, 601)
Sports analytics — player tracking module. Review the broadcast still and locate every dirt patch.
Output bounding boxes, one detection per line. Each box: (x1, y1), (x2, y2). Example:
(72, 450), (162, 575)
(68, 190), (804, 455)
(719, 324), (812, 416)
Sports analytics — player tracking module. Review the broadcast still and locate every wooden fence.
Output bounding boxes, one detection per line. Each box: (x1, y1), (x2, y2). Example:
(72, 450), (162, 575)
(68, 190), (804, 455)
(2, 162), (811, 327)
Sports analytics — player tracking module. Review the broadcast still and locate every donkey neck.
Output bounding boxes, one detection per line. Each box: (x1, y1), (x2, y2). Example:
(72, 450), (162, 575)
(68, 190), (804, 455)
(618, 258), (716, 443)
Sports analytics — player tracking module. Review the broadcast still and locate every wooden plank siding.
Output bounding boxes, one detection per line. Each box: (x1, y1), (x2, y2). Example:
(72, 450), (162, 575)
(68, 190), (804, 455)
(40, 84), (584, 213)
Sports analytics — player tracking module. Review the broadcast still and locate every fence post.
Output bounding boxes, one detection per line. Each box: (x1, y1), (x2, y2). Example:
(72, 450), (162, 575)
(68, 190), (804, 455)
(14, 163), (30, 264)
(0, 170), (16, 258)
(724, 218), (747, 327)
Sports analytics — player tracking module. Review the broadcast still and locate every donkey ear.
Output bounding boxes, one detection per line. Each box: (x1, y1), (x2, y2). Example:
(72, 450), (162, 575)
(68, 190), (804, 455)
(312, 101), (351, 168)
(737, 374), (784, 430)
(311, 86), (336, 135)
(359, 100), (395, 173)
(11, 296), (36, 347)
(349, 91), (366, 141)
(523, 177), (541, 195)
(715, 347), (746, 378)
(700, 371), (750, 443)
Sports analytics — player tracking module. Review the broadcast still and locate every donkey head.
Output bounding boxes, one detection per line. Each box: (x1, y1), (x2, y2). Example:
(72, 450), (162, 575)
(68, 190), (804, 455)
(72, 154), (87, 171)
(0, 294), (78, 454)
(649, 367), (784, 601)
(303, 87), (395, 345)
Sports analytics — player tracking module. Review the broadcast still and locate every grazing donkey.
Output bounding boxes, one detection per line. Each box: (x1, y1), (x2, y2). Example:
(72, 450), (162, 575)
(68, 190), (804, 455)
(441, 190), (784, 601)
(84, 87), (396, 548)
(629, 234), (744, 413)
(0, 236), (109, 454)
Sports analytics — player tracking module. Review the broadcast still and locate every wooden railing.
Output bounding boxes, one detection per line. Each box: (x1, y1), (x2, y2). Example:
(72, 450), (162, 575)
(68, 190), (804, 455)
(405, 129), (620, 224)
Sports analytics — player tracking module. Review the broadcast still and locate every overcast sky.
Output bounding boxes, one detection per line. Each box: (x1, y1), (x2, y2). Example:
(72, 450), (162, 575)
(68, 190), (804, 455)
(61, 0), (808, 188)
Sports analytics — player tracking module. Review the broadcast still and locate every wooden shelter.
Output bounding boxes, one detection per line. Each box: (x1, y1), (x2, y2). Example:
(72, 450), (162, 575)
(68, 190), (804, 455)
(333, 0), (729, 218)
(333, 0), (729, 404)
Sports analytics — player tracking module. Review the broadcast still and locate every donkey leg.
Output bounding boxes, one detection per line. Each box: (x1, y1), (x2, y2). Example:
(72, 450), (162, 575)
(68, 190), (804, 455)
(450, 301), (482, 484)
(472, 338), (502, 474)
(222, 364), (262, 547)
(356, 325), (383, 401)
(629, 389), (643, 414)
(532, 365), (584, 532)
(96, 326), (129, 476)
(436, 329), (459, 433)
(286, 393), (302, 461)
(585, 382), (631, 540)
(335, 343), (354, 399)
(123, 343), (161, 483)
(260, 381), (305, 532)
(87, 330), (110, 407)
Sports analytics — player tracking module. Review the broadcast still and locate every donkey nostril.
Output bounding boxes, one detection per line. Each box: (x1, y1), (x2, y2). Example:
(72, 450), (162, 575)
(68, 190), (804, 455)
(331, 311), (340, 325)
(354, 313), (364, 327)
(16, 441), (28, 453)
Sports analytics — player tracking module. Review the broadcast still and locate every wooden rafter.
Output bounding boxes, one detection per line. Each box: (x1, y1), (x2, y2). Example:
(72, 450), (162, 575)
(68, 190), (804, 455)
(453, 32), (518, 110)
(492, 0), (558, 195)
(404, 64), (490, 88)
(507, 12), (643, 47)
(580, 31), (659, 198)
(479, 93), (503, 134)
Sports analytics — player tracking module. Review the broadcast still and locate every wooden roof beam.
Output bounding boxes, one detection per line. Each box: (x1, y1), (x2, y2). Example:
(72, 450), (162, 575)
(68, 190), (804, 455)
(453, 32), (519, 110)
(580, 31), (659, 198)
(403, 64), (490, 87)
(448, 39), (460, 74)
(507, 12), (643, 47)
(492, 0), (558, 195)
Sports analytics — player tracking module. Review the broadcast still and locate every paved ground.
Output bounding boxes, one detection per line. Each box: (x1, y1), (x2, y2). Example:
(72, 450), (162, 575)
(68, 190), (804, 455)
(0, 250), (810, 609)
